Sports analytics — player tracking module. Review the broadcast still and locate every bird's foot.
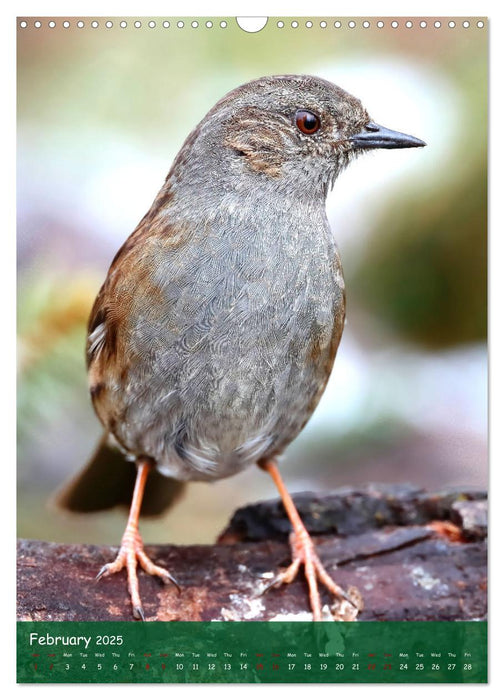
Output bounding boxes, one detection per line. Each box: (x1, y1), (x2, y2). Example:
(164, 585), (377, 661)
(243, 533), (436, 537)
(262, 526), (363, 621)
(96, 526), (180, 620)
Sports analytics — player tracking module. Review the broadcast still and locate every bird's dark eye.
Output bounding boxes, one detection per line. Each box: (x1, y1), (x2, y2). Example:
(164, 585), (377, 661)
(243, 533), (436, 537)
(295, 109), (321, 135)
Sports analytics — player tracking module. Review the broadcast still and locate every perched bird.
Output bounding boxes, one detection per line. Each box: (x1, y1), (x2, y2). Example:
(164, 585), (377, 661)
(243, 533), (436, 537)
(56, 75), (425, 620)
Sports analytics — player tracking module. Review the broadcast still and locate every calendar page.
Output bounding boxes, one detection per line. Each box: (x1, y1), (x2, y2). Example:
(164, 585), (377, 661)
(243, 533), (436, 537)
(17, 15), (488, 684)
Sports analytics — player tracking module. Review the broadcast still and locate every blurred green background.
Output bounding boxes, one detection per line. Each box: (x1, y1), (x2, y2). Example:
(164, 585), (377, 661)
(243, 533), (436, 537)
(17, 17), (487, 546)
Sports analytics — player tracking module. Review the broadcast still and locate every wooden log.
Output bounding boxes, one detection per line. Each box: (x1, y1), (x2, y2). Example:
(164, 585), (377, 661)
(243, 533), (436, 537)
(17, 484), (487, 622)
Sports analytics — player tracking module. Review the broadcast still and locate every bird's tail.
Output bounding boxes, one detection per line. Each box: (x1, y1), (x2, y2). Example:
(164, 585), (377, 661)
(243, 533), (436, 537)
(52, 434), (186, 516)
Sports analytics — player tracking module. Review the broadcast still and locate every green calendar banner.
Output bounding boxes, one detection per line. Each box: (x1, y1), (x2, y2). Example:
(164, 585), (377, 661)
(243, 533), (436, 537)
(17, 621), (487, 683)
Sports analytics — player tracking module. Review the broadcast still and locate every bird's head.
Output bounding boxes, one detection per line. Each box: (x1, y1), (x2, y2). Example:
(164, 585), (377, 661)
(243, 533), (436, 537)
(170, 74), (425, 202)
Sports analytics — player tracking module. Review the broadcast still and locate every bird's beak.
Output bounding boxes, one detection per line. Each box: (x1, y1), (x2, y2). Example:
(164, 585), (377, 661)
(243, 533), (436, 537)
(350, 121), (426, 150)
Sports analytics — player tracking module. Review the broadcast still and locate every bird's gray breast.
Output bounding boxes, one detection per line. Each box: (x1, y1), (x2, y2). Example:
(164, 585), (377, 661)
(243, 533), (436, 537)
(120, 207), (344, 480)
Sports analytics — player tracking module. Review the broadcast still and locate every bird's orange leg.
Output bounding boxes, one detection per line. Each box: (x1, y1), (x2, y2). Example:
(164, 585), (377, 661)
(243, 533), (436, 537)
(96, 458), (179, 620)
(259, 459), (358, 621)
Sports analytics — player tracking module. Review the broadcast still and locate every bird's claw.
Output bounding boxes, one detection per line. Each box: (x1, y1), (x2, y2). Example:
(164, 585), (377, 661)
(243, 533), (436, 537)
(259, 529), (361, 621)
(133, 605), (145, 621)
(96, 531), (179, 619)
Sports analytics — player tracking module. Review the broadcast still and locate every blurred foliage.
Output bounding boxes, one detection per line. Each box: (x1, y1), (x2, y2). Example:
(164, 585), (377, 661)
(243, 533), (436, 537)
(18, 273), (96, 374)
(17, 274), (98, 488)
(351, 158), (487, 348)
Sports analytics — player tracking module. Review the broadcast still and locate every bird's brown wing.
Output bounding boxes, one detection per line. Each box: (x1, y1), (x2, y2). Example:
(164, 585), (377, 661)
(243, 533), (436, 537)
(59, 192), (189, 516)
(85, 189), (187, 438)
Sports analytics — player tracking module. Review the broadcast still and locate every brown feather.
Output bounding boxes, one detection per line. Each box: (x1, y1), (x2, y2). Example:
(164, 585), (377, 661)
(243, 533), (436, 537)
(52, 435), (186, 516)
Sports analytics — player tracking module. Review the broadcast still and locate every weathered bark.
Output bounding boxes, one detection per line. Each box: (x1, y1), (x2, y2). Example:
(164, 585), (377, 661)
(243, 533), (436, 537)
(17, 484), (487, 622)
